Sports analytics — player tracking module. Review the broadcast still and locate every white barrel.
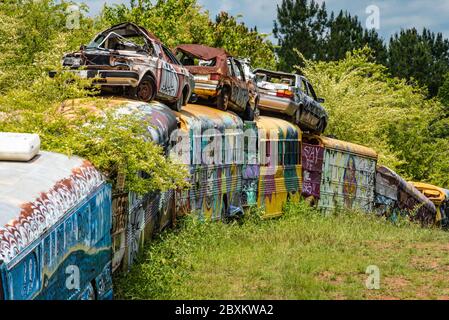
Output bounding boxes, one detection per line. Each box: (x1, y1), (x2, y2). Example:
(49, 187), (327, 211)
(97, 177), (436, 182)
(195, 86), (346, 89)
(0, 132), (41, 161)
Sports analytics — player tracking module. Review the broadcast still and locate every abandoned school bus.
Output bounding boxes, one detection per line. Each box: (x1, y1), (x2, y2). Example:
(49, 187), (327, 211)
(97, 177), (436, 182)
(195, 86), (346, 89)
(174, 104), (245, 221)
(255, 116), (303, 218)
(375, 167), (437, 226)
(0, 133), (112, 300)
(302, 135), (378, 214)
(59, 98), (179, 272)
(410, 182), (448, 227)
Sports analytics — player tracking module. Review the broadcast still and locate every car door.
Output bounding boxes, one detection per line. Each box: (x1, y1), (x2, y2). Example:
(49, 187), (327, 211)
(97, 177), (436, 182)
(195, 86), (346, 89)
(158, 44), (181, 99)
(229, 58), (249, 110)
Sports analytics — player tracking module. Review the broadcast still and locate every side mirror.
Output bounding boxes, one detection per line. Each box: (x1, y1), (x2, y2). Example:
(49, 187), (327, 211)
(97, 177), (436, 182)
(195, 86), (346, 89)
(317, 97), (325, 103)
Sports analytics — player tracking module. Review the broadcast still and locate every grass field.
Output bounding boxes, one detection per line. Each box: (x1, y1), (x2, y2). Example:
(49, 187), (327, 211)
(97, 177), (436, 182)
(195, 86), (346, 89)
(114, 202), (449, 300)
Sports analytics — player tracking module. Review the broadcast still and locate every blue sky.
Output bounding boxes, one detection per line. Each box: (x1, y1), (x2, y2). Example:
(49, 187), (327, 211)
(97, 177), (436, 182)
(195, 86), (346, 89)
(84, 0), (449, 42)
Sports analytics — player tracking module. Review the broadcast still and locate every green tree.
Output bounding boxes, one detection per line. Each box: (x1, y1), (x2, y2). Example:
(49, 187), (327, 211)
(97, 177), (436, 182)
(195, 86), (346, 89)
(212, 12), (276, 69)
(388, 28), (449, 97)
(273, 0), (328, 71)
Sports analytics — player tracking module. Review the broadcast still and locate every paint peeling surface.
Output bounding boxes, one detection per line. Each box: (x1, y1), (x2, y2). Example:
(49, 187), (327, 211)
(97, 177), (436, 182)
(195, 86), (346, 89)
(375, 167), (437, 225)
(304, 135), (378, 214)
(174, 104), (244, 221)
(242, 121), (259, 207)
(410, 182), (448, 226)
(256, 116), (302, 218)
(0, 151), (105, 264)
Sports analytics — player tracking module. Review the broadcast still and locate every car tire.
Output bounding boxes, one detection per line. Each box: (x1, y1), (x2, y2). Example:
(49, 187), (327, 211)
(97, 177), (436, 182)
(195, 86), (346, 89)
(243, 104), (255, 121)
(170, 92), (183, 112)
(217, 87), (230, 111)
(136, 75), (156, 102)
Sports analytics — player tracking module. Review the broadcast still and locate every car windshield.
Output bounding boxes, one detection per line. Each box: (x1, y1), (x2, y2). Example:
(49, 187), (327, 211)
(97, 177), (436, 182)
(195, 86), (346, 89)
(177, 52), (216, 67)
(256, 72), (295, 86)
(87, 32), (149, 52)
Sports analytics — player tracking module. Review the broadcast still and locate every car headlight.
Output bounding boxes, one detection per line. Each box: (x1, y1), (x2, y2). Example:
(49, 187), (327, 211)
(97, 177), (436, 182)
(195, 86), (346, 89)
(63, 56), (82, 67)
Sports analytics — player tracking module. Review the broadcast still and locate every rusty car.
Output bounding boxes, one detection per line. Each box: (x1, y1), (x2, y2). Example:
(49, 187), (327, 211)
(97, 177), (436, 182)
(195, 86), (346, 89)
(253, 69), (328, 134)
(174, 44), (256, 121)
(52, 22), (194, 111)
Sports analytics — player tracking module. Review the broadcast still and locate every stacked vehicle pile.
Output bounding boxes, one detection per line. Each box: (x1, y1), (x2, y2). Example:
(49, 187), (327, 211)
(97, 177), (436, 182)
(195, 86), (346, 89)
(0, 22), (448, 300)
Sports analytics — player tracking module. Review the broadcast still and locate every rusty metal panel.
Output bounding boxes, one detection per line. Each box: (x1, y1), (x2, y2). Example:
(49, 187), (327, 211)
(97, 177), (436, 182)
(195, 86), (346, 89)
(374, 166), (437, 225)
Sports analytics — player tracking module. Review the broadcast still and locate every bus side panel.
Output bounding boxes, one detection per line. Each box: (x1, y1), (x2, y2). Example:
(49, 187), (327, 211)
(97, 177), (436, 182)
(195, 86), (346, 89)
(257, 165), (302, 219)
(374, 169), (399, 217)
(302, 143), (324, 203)
(242, 121), (259, 208)
(4, 184), (112, 300)
(318, 149), (376, 214)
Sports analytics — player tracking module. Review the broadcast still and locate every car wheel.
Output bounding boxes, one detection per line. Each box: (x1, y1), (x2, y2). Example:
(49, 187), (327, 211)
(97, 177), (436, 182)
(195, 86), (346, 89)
(170, 92), (183, 112)
(136, 76), (156, 102)
(292, 108), (301, 125)
(217, 87), (230, 111)
(243, 104), (255, 121)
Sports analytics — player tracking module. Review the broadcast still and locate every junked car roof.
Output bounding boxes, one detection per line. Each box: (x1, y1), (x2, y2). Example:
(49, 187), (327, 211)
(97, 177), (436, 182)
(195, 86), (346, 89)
(175, 44), (229, 61)
(94, 22), (161, 44)
(253, 68), (300, 79)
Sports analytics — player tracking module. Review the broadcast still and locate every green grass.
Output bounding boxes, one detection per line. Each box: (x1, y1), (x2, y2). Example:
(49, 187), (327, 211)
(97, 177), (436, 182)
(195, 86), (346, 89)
(114, 202), (449, 300)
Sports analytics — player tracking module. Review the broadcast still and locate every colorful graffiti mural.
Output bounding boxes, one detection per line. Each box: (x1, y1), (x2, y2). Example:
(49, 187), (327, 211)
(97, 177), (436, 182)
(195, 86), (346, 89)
(0, 151), (112, 300)
(375, 167), (437, 225)
(256, 116), (302, 218)
(174, 104), (245, 221)
(303, 135), (378, 214)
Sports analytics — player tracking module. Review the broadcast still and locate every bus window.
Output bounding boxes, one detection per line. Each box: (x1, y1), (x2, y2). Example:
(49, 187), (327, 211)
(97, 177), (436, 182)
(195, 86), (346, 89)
(9, 252), (40, 300)
(278, 141), (284, 166)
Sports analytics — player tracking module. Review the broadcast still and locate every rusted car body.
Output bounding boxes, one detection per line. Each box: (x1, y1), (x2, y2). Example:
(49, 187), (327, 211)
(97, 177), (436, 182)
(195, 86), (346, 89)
(174, 44), (255, 120)
(410, 182), (449, 227)
(375, 167), (437, 225)
(0, 135), (113, 300)
(302, 135), (378, 214)
(254, 69), (328, 134)
(54, 23), (194, 111)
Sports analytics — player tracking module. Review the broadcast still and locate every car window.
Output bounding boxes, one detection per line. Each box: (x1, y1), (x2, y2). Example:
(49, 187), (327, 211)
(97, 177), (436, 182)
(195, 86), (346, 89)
(301, 79), (309, 95)
(162, 45), (180, 65)
(307, 82), (318, 100)
(227, 58), (235, 77)
(233, 59), (246, 81)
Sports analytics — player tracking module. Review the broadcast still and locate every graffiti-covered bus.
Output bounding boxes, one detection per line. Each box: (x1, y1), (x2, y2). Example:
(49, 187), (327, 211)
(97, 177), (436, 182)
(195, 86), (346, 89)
(59, 98), (179, 272)
(0, 133), (112, 300)
(255, 116), (303, 218)
(410, 182), (448, 227)
(174, 104), (244, 221)
(302, 135), (378, 214)
(375, 167), (437, 225)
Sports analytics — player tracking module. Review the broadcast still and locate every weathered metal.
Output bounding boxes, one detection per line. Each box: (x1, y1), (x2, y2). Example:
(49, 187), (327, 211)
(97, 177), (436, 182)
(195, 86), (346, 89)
(53, 22), (194, 110)
(410, 182), (448, 227)
(375, 167), (437, 225)
(303, 135), (378, 214)
(0, 150), (112, 300)
(174, 104), (245, 221)
(175, 45), (254, 120)
(255, 116), (303, 218)
(253, 69), (328, 134)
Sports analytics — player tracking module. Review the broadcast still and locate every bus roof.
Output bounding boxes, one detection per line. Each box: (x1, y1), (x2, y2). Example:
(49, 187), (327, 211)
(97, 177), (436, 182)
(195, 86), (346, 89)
(0, 151), (105, 263)
(60, 98), (178, 146)
(377, 166), (436, 212)
(256, 116), (302, 141)
(177, 104), (243, 132)
(305, 134), (378, 159)
(410, 182), (448, 205)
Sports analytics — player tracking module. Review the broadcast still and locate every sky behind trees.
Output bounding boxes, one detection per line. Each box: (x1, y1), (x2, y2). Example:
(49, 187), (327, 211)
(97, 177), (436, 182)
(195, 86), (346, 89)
(86, 0), (449, 42)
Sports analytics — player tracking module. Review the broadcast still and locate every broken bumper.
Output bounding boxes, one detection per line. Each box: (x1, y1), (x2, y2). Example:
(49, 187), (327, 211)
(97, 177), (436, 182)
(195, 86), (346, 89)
(258, 94), (298, 115)
(49, 70), (140, 87)
(193, 81), (219, 98)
